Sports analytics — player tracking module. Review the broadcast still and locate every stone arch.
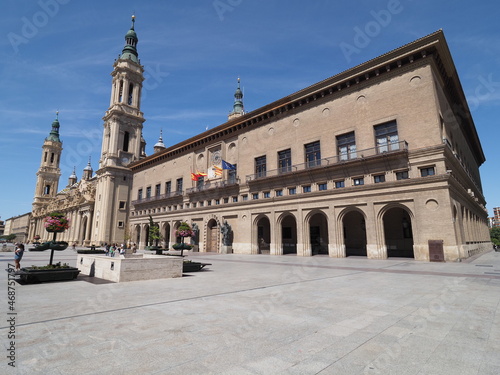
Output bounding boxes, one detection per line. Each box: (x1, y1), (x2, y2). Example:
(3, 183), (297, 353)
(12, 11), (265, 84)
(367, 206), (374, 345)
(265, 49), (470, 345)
(277, 212), (297, 255)
(254, 214), (271, 254)
(338, 207), (367, 256)
(133, 224), (141, 247)
(204, 216), (221, 253)
(81, 216), (88, 245)
(379, 204), (414, 258)
(304, 209), (329, 255)
(161, 222), (171, 248)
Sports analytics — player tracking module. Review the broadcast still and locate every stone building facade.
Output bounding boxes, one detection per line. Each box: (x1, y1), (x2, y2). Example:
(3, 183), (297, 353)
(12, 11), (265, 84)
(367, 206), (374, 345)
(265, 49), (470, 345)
(28, 20), (491, 261)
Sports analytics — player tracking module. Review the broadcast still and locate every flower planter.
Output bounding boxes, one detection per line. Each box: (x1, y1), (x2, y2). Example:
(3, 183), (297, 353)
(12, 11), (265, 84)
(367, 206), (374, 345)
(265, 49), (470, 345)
(77, 249), (106, 254)
(19, 267), (80, 283)
(172, 243), (192, 250)
(183, 261), (211, 272)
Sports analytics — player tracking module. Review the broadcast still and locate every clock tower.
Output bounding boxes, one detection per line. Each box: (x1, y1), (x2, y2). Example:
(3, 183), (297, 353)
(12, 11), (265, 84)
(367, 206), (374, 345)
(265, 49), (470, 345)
(92, 16), (146, 245)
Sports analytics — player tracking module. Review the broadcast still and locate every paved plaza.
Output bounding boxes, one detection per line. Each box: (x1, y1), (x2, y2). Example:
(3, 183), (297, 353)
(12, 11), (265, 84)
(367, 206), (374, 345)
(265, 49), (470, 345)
(1, 247), (500, 374)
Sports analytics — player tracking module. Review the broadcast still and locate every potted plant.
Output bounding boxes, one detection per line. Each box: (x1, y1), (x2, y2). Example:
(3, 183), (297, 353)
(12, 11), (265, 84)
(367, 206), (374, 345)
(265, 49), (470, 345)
(20, 212), (80, 283)
(146, 215), (163, 254)
(173, 222), (194, 256)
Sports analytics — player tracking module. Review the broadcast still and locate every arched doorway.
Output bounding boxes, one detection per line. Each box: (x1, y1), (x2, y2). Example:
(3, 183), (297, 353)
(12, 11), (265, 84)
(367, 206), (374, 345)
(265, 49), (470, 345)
(144, 224), (150, 247)
(281, 214), (297, 255)
(309, 212), (329, 255)
(134, 225), (140, 246)
(81, 216), (88, 244)
(343, 210), (367, 256)
(256, 216), (271, 254)
(164, 223), (171, 248)
(207, 219), (219, 252)
(383, 207), (414, 258)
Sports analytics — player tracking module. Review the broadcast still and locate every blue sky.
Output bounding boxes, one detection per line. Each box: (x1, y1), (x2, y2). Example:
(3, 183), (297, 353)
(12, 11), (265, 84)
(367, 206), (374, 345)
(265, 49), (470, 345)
(1, 0), (499, 221)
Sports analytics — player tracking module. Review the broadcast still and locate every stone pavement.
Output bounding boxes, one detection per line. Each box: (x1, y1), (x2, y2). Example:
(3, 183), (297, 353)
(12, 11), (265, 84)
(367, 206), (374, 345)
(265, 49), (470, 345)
(1, 247), (500, 374)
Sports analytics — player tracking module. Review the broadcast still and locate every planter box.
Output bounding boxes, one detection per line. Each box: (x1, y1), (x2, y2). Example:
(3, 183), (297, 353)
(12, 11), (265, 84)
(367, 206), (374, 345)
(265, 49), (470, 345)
(183, 262), (211, 272)
(19, 267), (80, 283)
(77, 250), (106, 254)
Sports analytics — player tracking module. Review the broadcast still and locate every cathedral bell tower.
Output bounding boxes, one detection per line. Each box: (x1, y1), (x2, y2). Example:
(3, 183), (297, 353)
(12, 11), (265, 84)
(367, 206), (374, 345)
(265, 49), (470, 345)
(33, 113), (63, 213)
(93, 16), (145, 245)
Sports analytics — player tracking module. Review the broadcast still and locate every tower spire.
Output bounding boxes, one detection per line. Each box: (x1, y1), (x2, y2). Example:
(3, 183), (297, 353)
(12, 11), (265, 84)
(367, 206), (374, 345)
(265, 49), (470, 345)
(228, 77), (245, 120)
(46, 111), (61, 142)
(120, 14), (139, 63)
(154, 129), (166, 153)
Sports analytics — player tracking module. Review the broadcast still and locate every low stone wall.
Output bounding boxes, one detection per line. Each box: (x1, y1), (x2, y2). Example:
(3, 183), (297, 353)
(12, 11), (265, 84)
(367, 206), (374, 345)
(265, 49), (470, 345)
(77, 254), (183, 282)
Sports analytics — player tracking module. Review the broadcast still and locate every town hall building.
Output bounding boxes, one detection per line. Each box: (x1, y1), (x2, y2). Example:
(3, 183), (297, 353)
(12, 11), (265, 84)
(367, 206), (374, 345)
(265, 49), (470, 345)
(28, 19), (491, 262)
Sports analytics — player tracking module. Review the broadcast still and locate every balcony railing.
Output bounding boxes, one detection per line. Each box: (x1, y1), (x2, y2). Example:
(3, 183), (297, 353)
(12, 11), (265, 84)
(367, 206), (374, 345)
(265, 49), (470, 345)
(186, 179), (239, 194)
(246, 140), (407, 182)
(132, 190), (183, 205)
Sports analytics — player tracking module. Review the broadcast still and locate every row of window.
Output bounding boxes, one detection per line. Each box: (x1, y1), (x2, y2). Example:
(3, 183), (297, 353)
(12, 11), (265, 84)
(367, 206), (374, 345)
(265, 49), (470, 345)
(255, 120), (399, 175)
(132, 167), (436, 216)
(137, 165), (435, 202)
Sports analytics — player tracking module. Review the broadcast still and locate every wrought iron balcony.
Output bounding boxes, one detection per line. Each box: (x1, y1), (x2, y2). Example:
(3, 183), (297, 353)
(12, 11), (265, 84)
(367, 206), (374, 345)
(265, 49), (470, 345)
(186, 179), (239, 194)
(131, 190), (183, 206)
(246, 140), (408, 182)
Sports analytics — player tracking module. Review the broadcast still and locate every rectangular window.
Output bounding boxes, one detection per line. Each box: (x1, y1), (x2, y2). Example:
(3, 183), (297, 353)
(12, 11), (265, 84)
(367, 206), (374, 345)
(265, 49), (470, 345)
(353, 177), (364, 186)
(374, 174), (386, 183)
(305, 141), (321, 167)
(337, 131), (357, 161)
(420, 167), (435, 177)
(155, 184), (161, 196)
(119, 201), (126, 209)
(278, 149), (292, 173)
(224, 197), (229, 204)
(242, 194), (248, 201)
(396, 171), (409, 180)
(252, 193), (259, 200)
(228, 164), (237, 184)
(303, 185), (311, 193)
(146, 186), (151, 198)
(255, 156), (266, 178)
(138, 188), (143, 200)
(335, 180), (345, 188)
(232, 196), (238, 203)
(118, 221), (124, 228)
(276, 189), (283, 197)
(375, 121), (399, 153)
(207, 201), (212, 206)
(176, 178), (183, 192)
(263, 191), (270, 198)
(199, 201), (204, 207)
(197, 176), (204, 189)
(165, 181), (171, 194)
(288, 187), (296, 195)
(215, 199), (220, 205)
(318, 183), (327, 191)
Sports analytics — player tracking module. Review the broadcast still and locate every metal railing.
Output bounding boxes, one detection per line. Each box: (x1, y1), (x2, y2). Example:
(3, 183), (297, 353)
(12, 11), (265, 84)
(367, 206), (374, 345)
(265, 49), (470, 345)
(246, 140), (408, 182)
(186, 179), (239, 194)
(132, 190), (183, 205)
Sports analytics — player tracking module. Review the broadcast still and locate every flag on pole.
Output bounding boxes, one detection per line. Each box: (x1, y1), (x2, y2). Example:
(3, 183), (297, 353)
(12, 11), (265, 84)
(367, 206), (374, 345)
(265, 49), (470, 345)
(191, 173), (199, 181)
(222, 160), (236, 170)
(213, 165), (223, 176)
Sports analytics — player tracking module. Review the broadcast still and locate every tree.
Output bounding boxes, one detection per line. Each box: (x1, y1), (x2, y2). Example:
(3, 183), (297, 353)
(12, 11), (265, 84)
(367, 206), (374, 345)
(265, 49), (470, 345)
(490, 227), (500, 246)
(1, 233), (17, 242)
(148, 215), (162, 248)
